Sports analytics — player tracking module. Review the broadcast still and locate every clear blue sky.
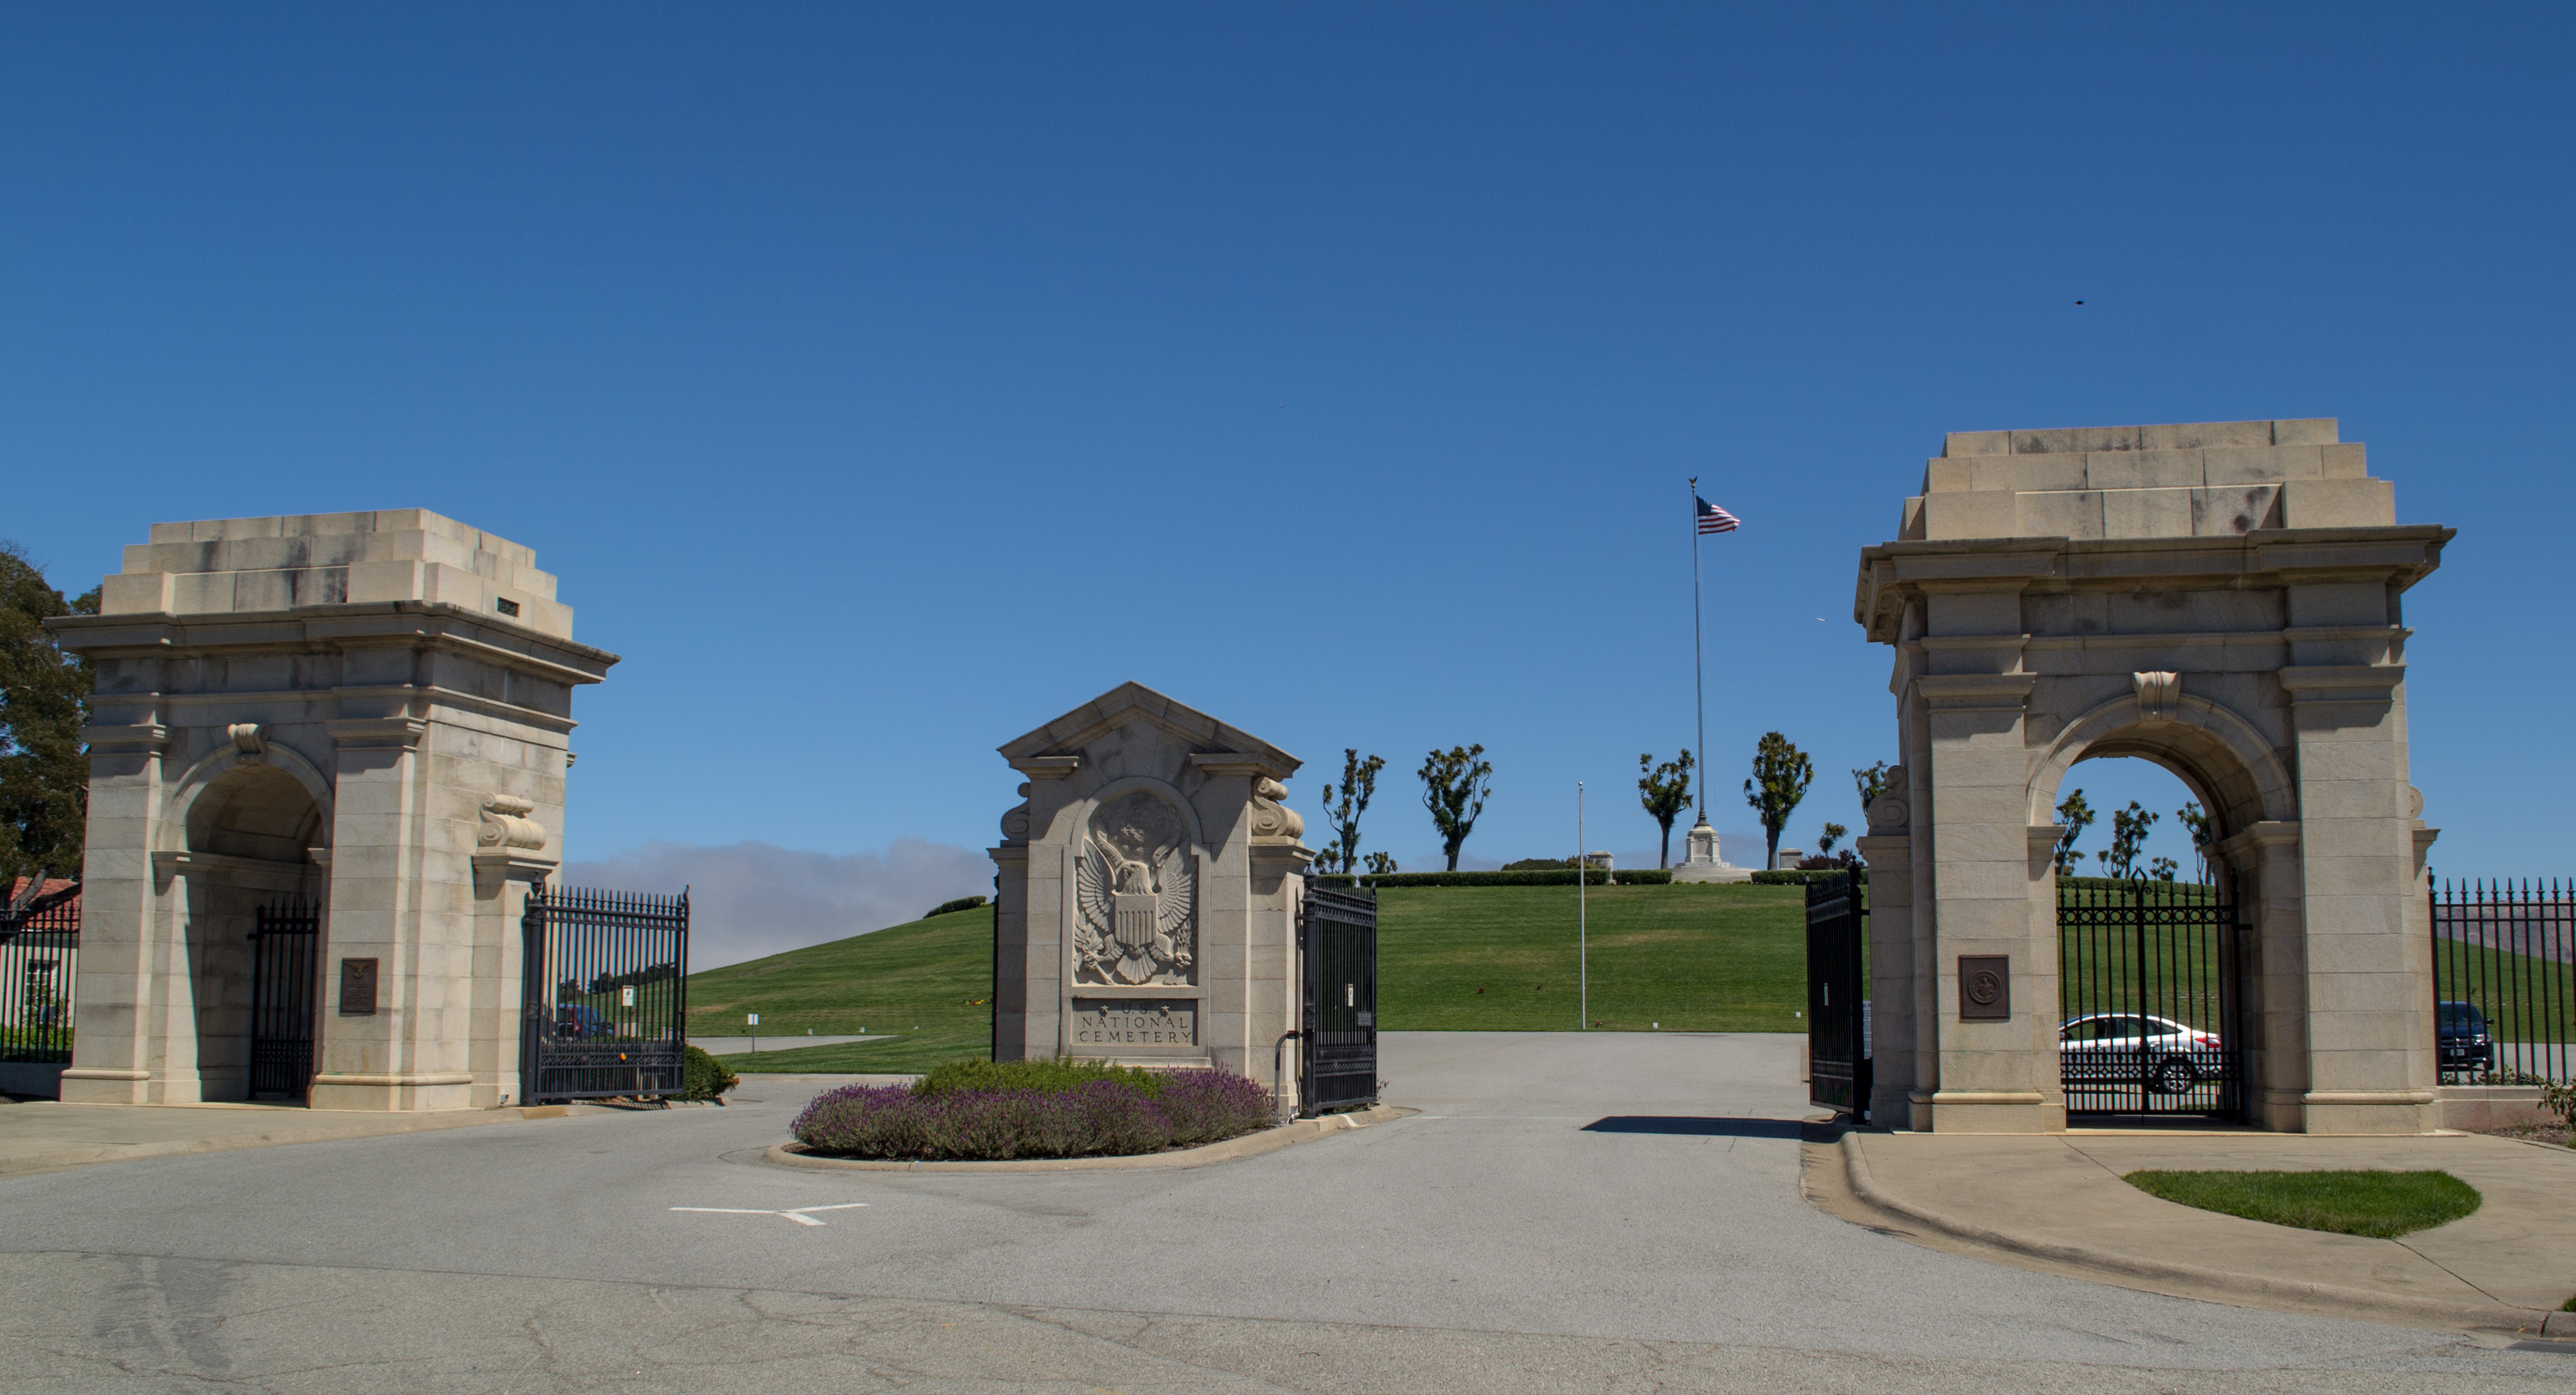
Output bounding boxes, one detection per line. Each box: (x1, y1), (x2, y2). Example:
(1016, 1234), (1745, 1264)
(6, 6), (2569, 926)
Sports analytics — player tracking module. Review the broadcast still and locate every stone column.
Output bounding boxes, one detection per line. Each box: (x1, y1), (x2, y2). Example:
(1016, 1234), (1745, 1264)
(2219, 821), (2307, 1130)
(1917, 659), (2050, 1133)
(56, 721), (170, 1104)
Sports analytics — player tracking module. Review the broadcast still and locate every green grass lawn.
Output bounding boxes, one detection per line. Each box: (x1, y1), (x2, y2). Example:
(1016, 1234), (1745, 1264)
(688, 905), (995, 1073)
(2122, 1169), (2482, 1238)
(685, 880), (1814, 1073)
(1375, 882), (1809, 1032)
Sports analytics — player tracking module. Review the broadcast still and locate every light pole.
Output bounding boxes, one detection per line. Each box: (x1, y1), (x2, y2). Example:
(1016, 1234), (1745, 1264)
(1578, 780), (1587, 1029)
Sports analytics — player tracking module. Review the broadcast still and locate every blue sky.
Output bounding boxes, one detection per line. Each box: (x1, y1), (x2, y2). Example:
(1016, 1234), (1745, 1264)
(6, 5), (2569, 958)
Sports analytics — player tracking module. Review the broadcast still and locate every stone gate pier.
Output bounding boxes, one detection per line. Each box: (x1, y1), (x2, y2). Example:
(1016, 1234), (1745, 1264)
(48, 511), (615, 1111)
(1855, 420), (2451, 1134)
(990, 684), (1313, 1101)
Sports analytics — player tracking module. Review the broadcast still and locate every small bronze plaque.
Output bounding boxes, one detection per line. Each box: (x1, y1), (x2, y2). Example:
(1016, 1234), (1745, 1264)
(340, 958), (378, 1015)
(1958, 955), (2010, 1020)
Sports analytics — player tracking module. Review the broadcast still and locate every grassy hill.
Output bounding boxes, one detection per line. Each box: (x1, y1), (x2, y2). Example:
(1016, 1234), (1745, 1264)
(686, 881), (1812, 1073)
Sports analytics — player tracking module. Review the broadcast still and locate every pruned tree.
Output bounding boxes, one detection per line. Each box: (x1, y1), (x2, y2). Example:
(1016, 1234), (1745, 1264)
(1363, 851), (1398, 875)
(2149, 855), (2180, 882)
(1418, 744), (1493, 872)
(2175, 800), (2214, 884)
(1636, 749), (1694, 868)
(2097, 801), (2160, 879)
(1317, 749), (1387, 875)
(0, 543), (96, 888)
(1817, 822), (1849, 858)
(2053, 789), (2095, 875)
(1742, 732), (1813, 872)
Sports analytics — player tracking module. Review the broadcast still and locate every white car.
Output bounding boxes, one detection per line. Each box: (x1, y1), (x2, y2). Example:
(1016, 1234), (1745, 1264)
(2059, 1013), (2223, 1093)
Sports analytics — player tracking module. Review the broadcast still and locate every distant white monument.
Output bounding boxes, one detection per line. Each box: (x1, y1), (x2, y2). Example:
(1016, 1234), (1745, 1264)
(1669, 817), (1751, 883)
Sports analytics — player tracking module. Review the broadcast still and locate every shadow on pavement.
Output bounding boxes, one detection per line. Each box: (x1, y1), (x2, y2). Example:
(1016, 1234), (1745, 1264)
(1582, 1116), (1806, 1139)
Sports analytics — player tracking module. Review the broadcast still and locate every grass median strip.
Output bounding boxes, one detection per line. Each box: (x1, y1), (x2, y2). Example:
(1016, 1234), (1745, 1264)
(2122, 1168), (2481, 1238)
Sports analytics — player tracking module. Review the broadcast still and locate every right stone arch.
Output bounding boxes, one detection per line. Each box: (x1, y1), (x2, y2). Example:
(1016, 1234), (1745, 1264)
(1854, 418), (2452, 1135)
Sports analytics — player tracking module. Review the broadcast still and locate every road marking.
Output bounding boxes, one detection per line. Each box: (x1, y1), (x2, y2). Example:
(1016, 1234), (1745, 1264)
(669, 1202), (869, 1227)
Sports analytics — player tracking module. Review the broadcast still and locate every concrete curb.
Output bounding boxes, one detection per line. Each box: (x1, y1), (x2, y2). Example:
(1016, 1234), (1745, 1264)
(765, 1103), (1414, 1173)
(0, 1103), (619, 1179)
(1836, 1132), (2576, 1339)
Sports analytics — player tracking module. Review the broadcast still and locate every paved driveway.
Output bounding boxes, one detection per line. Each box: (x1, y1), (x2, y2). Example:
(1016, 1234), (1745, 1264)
(0, 1032), (2565, 1392)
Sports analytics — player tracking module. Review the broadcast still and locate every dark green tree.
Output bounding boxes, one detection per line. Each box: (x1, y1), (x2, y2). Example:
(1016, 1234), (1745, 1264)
(1742, 732), (1813, 871)
(1817, 822), (1849, 858)
(2097, 801), (2160, 878)
(1362, 852), (1398, 876)
(2149, 855), (2180, 882)
(2175, 800), (2214, 884)
(2052, 789), (2095, 875)
(0, 543), (95, 888)
(1636, 749), (1694, 868)
(1418, 744), (1493, 872)
(1317, 749), (1386, 875)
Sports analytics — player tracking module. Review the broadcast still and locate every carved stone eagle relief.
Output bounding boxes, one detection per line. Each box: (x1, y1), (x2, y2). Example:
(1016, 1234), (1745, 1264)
(1074, 790), (1197, 985)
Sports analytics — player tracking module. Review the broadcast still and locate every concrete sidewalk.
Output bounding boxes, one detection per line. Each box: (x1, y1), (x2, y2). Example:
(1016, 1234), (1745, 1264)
(1813, 1125), (2576, 1338)
(0, 1098), (620, 1177)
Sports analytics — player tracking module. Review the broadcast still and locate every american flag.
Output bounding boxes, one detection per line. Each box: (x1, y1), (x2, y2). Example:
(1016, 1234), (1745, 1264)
(1695, 496), (1739, 535)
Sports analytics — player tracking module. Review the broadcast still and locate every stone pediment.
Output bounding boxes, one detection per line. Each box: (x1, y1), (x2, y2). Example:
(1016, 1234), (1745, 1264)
(998, 681), (1300, 781)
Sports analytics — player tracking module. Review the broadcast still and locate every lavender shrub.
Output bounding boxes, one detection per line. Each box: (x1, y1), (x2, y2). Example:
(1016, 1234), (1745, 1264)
(792, 1070), (1278, 1160)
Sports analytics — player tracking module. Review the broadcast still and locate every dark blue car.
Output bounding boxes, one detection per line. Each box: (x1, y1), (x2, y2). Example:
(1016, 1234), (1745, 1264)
(2436, 1000), (2497, 1075)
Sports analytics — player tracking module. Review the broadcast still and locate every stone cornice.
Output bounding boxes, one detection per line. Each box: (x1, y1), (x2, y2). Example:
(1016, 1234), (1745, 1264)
(2278, 664), (2406, 699)
(45, 602), (618, 684)
(327, 717), (429, 749)
(999, 680), (1299, 777)
(79, 722), (170, 754)
(1009, 755), (1083, 779)
(1856, 525), (2451, 645)
(1187, 753), (1294, 780)
(1912, 673), (2036, 709)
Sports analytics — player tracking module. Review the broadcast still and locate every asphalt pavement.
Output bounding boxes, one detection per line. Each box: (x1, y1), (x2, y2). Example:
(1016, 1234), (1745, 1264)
(2, 1030), (2569, 1392)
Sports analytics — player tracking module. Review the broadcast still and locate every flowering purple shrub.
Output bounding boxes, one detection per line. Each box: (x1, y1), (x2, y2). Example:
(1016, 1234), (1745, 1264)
(791, 1069), (1277, 1160)
(1153, 1069), (1277, 1146)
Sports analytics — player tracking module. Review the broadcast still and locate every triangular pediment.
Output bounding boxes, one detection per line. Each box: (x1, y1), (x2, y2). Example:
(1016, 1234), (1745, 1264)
(999, 680), (1298, 777)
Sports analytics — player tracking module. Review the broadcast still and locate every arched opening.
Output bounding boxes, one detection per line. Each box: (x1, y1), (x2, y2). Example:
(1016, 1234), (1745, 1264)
(2048, 755), (2214, 886)
(180, 763), (327, 1103)
(2032, 720), (2293, 1127)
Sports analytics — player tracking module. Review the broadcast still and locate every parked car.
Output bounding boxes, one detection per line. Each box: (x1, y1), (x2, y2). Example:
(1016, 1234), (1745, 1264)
(2436, 1000), (2498, 1075)
(553, 1004), (611, 1039)
(2058, 1013), (2223, 1094)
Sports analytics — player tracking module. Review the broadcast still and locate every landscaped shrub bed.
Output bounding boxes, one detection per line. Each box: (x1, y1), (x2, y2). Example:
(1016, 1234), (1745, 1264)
(791, 1063), (1276, 1160)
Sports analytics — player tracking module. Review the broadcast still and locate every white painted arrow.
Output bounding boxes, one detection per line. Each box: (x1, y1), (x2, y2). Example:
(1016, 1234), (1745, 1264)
(669, 1202), (869, 1227)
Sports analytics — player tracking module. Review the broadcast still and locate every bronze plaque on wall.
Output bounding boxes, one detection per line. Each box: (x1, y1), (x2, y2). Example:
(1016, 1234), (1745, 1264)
(1958, 955), (2010, 1020)
(340, 958), (378, 1015)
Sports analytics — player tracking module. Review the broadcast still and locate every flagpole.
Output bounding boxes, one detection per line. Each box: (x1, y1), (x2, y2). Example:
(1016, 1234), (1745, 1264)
(1578, 780), (1587, 1029)
(1689, 476), (1706, 821)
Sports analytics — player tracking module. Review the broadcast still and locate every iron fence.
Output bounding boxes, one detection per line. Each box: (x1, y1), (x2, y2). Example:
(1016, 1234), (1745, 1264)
(521, 884), (690, 1102)
(2430, 877), (2574, 1084)
(2057, 877), (2244, 1117)
(0, 883), (79, 1063)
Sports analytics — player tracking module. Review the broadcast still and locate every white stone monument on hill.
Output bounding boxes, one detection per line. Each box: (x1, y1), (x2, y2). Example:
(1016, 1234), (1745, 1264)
(1670, 818), (1752, 883)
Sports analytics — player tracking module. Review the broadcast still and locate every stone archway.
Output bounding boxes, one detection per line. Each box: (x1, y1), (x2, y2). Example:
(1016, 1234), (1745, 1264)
(171, 760), (327, 1102)
(1853, 418), (2451, 1134)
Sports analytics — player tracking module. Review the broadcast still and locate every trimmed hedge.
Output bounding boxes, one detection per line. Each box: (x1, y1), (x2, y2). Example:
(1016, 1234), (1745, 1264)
(925, 895), (990, 918)
(917, 1057), (1168, 1098)
(790, 1069), (1275, 1160)
(1750, 868), (1871, 885)
(682, 1044), (739, 1101)
(1310, 868), (1674, 889)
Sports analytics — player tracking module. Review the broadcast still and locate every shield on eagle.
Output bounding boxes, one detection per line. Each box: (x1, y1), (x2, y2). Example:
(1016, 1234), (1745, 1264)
(1074, 790), (1197, 985)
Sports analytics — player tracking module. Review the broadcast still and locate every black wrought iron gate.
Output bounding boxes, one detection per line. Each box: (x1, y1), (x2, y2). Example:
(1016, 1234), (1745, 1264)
(1300, 884), (1379, 1115)
(2057, 878), (2244, 1117)
(519, 885), (689, 1103)
(1806, 872), (1869, 1119)
(248, 898), (320, 1099)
